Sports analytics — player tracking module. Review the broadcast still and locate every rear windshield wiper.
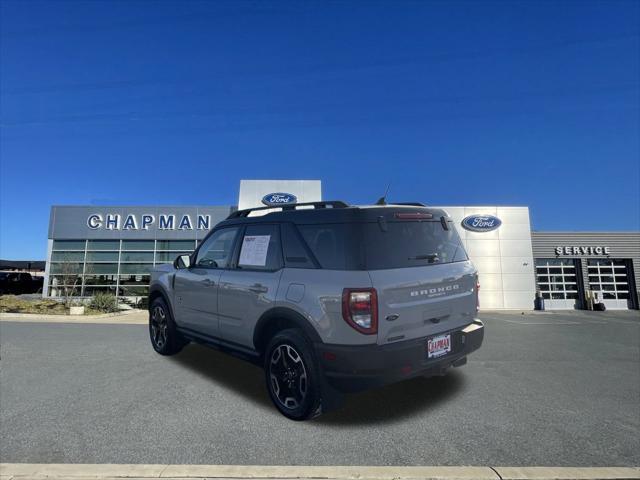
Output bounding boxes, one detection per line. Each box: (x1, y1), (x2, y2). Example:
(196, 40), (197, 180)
(408, 253), (440, 262)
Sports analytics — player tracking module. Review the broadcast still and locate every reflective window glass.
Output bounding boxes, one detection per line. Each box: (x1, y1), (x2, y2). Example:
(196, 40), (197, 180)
(120, 252), (154, 262)
(87, 240), (120, 250)
(86, 252), (119, 262)
(156, 240), (195, 251)
(84, 263), (118, 274)
(121, 240), (155, 250)
(51, 251), (85, 262)
(53, 240), (86, 251)
(119, 263), (153, 274)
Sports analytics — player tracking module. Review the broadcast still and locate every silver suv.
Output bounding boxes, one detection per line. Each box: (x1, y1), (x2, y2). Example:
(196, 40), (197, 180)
(148, 201), (484, 420)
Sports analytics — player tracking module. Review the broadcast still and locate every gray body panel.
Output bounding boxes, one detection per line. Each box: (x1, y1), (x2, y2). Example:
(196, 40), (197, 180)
(370, 261), (477, 345)
(173, 267), (223, 337)
(275, 268), (375, 345)
(218, 269), (283, 348)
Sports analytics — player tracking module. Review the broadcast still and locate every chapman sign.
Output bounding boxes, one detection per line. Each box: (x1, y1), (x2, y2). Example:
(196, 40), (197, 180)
(555, 246), (611, 256)
(87, 213), (212, 231)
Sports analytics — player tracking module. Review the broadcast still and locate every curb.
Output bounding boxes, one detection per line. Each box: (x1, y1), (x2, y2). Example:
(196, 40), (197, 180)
(1, 464), (639, 480)
(0, 310), (147, 324)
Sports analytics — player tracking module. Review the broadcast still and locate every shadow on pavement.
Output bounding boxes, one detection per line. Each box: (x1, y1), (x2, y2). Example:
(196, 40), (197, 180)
(170, 343), (272, 409)
(317, 371), (465, 425)
(172, 342), (466, 424)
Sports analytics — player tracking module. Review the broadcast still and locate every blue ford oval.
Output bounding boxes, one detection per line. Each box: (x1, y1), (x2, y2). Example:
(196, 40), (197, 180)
(261, 192), (298, 207)
(461, 214), (502, 232)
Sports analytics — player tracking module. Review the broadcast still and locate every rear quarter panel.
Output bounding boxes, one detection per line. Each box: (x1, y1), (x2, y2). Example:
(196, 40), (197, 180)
(276, 268), (376, 345)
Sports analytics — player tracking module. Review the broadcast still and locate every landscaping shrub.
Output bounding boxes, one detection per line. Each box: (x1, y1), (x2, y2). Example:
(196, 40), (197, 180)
(89, 293), (119, 313)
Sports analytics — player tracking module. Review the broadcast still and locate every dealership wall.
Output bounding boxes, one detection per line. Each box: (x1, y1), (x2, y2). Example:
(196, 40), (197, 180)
(439, 206), (536, 310)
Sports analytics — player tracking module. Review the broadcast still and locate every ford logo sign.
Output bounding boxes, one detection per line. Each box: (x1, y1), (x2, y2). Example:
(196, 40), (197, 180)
(461, 214), (502, 232)
(261, 192), (298, 207)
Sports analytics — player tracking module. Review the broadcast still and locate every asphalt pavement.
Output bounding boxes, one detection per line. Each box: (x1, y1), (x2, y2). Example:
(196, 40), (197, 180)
(1, 310), (638, 466)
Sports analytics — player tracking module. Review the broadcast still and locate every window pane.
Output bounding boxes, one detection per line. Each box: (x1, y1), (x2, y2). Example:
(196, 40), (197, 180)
(121, 240), (155, 250)
(87, 240), (120, 250)
(86, 252), (119, 262)
(120, 251), (154, 262)
(155, 251), (190, 263)
(551, 293), (565, 299)
(51, 251), (85, 262)
(119, 274), (150, 286)
(282, 223), (316, 269)
(539, 284), (550, 291)
(53, 240), (85, 250)
(84, 286), (117, 296)
(119, 285), (149, 296)
(196, 228), (239, 268)
(84, 263), (118, 274)
(84, 275), (118, 285)
(548, 268), (562, 274)
(537, 275), (549, 283)
(50, 262), (83, 274)
(156, 240), (195, 251)
(566, 292), (579, 299)
(49, 275), (82, 286)
(541, 292), (551, 299)
(238, 225), (282, 270)
(119, 263), (152, 274)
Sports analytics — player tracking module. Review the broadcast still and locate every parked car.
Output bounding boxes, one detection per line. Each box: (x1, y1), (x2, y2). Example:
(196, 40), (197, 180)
(0, 272), (42, 295)
(149, 201), (484, 420)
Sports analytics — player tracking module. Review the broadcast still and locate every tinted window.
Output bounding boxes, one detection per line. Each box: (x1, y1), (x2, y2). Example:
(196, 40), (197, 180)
(238, 224), (282, 271)
(297, 224), (363, 270)
(281, 223), (316, 269)
(363, 221), (467, 270)
(196, 228), (239, 268)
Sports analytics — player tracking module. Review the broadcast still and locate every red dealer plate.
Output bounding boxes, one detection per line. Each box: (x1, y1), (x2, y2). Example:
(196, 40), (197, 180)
(427, 333), (451, 359)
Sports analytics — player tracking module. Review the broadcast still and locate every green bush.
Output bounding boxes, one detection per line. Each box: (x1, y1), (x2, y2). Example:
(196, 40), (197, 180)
(89, 293), (119, 313)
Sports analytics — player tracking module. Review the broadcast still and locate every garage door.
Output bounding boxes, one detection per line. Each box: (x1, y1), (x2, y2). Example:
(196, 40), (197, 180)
(587, 259), (632, 310)
(536, 258), (580, 309)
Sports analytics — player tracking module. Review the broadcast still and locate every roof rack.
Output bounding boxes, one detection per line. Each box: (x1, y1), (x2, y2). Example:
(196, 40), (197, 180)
(227, 200), (350, 219)
(387, 202), (427, 207)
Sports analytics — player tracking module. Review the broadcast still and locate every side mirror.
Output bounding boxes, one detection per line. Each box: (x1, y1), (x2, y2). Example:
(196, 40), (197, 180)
(174, 254), (191, 269)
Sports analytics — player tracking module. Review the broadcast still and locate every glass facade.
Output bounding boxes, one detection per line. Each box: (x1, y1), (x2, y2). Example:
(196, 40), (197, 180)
(47, 239), (197, 298)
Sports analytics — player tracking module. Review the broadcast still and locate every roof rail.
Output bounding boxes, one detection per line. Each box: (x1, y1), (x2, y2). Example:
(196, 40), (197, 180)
(387, 202), (427, 207)
(226, 200), (350, 219)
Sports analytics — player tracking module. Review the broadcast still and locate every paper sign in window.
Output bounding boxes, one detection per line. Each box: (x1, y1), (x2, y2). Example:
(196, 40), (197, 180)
(239, 235), (271, 267)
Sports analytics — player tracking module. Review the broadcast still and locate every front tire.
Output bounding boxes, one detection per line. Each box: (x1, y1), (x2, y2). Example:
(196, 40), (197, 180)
(264, 329), (322, 421)
(149, 297), (186, 355)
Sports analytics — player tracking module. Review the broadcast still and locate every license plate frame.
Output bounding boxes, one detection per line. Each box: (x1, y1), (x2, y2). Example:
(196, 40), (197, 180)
(427, 333), (452, 359)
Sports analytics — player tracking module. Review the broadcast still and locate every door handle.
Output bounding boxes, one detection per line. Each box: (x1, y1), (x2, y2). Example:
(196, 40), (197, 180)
(201, 279), (215, 287)
(249, 284), (268, 294)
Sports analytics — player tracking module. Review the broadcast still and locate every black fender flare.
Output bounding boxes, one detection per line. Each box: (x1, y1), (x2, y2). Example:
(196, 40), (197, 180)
(148, 285), (174, 317)
(253, 307), (322, 354)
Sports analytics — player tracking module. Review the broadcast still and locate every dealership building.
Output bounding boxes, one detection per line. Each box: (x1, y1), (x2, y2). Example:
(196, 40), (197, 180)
(44, 180), (640, 311)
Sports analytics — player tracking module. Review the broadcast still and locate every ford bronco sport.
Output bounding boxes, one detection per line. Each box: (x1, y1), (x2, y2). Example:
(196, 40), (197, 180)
(148, 201), (484, 420)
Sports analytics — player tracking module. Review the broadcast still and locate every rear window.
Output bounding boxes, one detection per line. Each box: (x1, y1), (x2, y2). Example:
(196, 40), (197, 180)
(296, 220), (467, 270)
(363, 221), (468, 270)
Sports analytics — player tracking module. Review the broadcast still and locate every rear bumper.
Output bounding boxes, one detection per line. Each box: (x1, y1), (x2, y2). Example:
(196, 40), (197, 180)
(316, 319), (484, 393)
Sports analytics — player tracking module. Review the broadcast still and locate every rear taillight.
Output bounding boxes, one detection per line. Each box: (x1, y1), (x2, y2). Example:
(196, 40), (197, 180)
(342, 288), (378, 335)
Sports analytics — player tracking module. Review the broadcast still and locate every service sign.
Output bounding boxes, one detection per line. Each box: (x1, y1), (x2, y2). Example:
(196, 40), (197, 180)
(261, 192), (297, 207)
(461, 214), (502, 232)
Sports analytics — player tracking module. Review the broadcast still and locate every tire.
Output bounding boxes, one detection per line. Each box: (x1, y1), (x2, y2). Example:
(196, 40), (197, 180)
(264, 329), (322, 421)
(149, 297), (187, 355)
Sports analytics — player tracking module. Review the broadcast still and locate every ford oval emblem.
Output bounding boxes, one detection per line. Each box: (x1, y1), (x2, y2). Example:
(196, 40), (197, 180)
(261, 192), (298, 207)
(461, 214), (502, 232)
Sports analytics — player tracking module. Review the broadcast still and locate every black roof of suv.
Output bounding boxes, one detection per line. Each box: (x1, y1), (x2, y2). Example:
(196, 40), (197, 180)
(219, 201), (452, 227)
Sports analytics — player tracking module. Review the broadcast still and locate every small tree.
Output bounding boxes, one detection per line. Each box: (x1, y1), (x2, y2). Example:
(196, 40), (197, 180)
(53, 255), (83, 308)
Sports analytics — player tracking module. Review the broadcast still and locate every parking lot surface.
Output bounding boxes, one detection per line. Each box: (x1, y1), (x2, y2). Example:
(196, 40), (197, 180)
(1, 311), (638, 466)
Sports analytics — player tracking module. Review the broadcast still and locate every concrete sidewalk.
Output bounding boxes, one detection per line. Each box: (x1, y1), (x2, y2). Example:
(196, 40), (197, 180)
(0, 309), (147, 324)
(1, 464), (639, 480)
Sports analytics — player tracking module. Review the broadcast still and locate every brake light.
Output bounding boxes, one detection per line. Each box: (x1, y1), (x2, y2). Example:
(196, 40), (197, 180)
(342, 288), (378, 335)
(394, 212), (433, 219)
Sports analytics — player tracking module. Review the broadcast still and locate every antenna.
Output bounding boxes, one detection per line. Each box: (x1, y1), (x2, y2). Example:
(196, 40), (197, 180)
(375, 183), (391, 205)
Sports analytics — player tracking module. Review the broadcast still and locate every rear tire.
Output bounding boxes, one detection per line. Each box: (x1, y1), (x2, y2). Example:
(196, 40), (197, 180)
(149, 297), (187, 355)
(264, 329), (322, 420)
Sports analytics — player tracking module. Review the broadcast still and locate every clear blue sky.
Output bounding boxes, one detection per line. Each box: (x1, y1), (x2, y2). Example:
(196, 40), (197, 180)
(1, 0), (638, 260)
